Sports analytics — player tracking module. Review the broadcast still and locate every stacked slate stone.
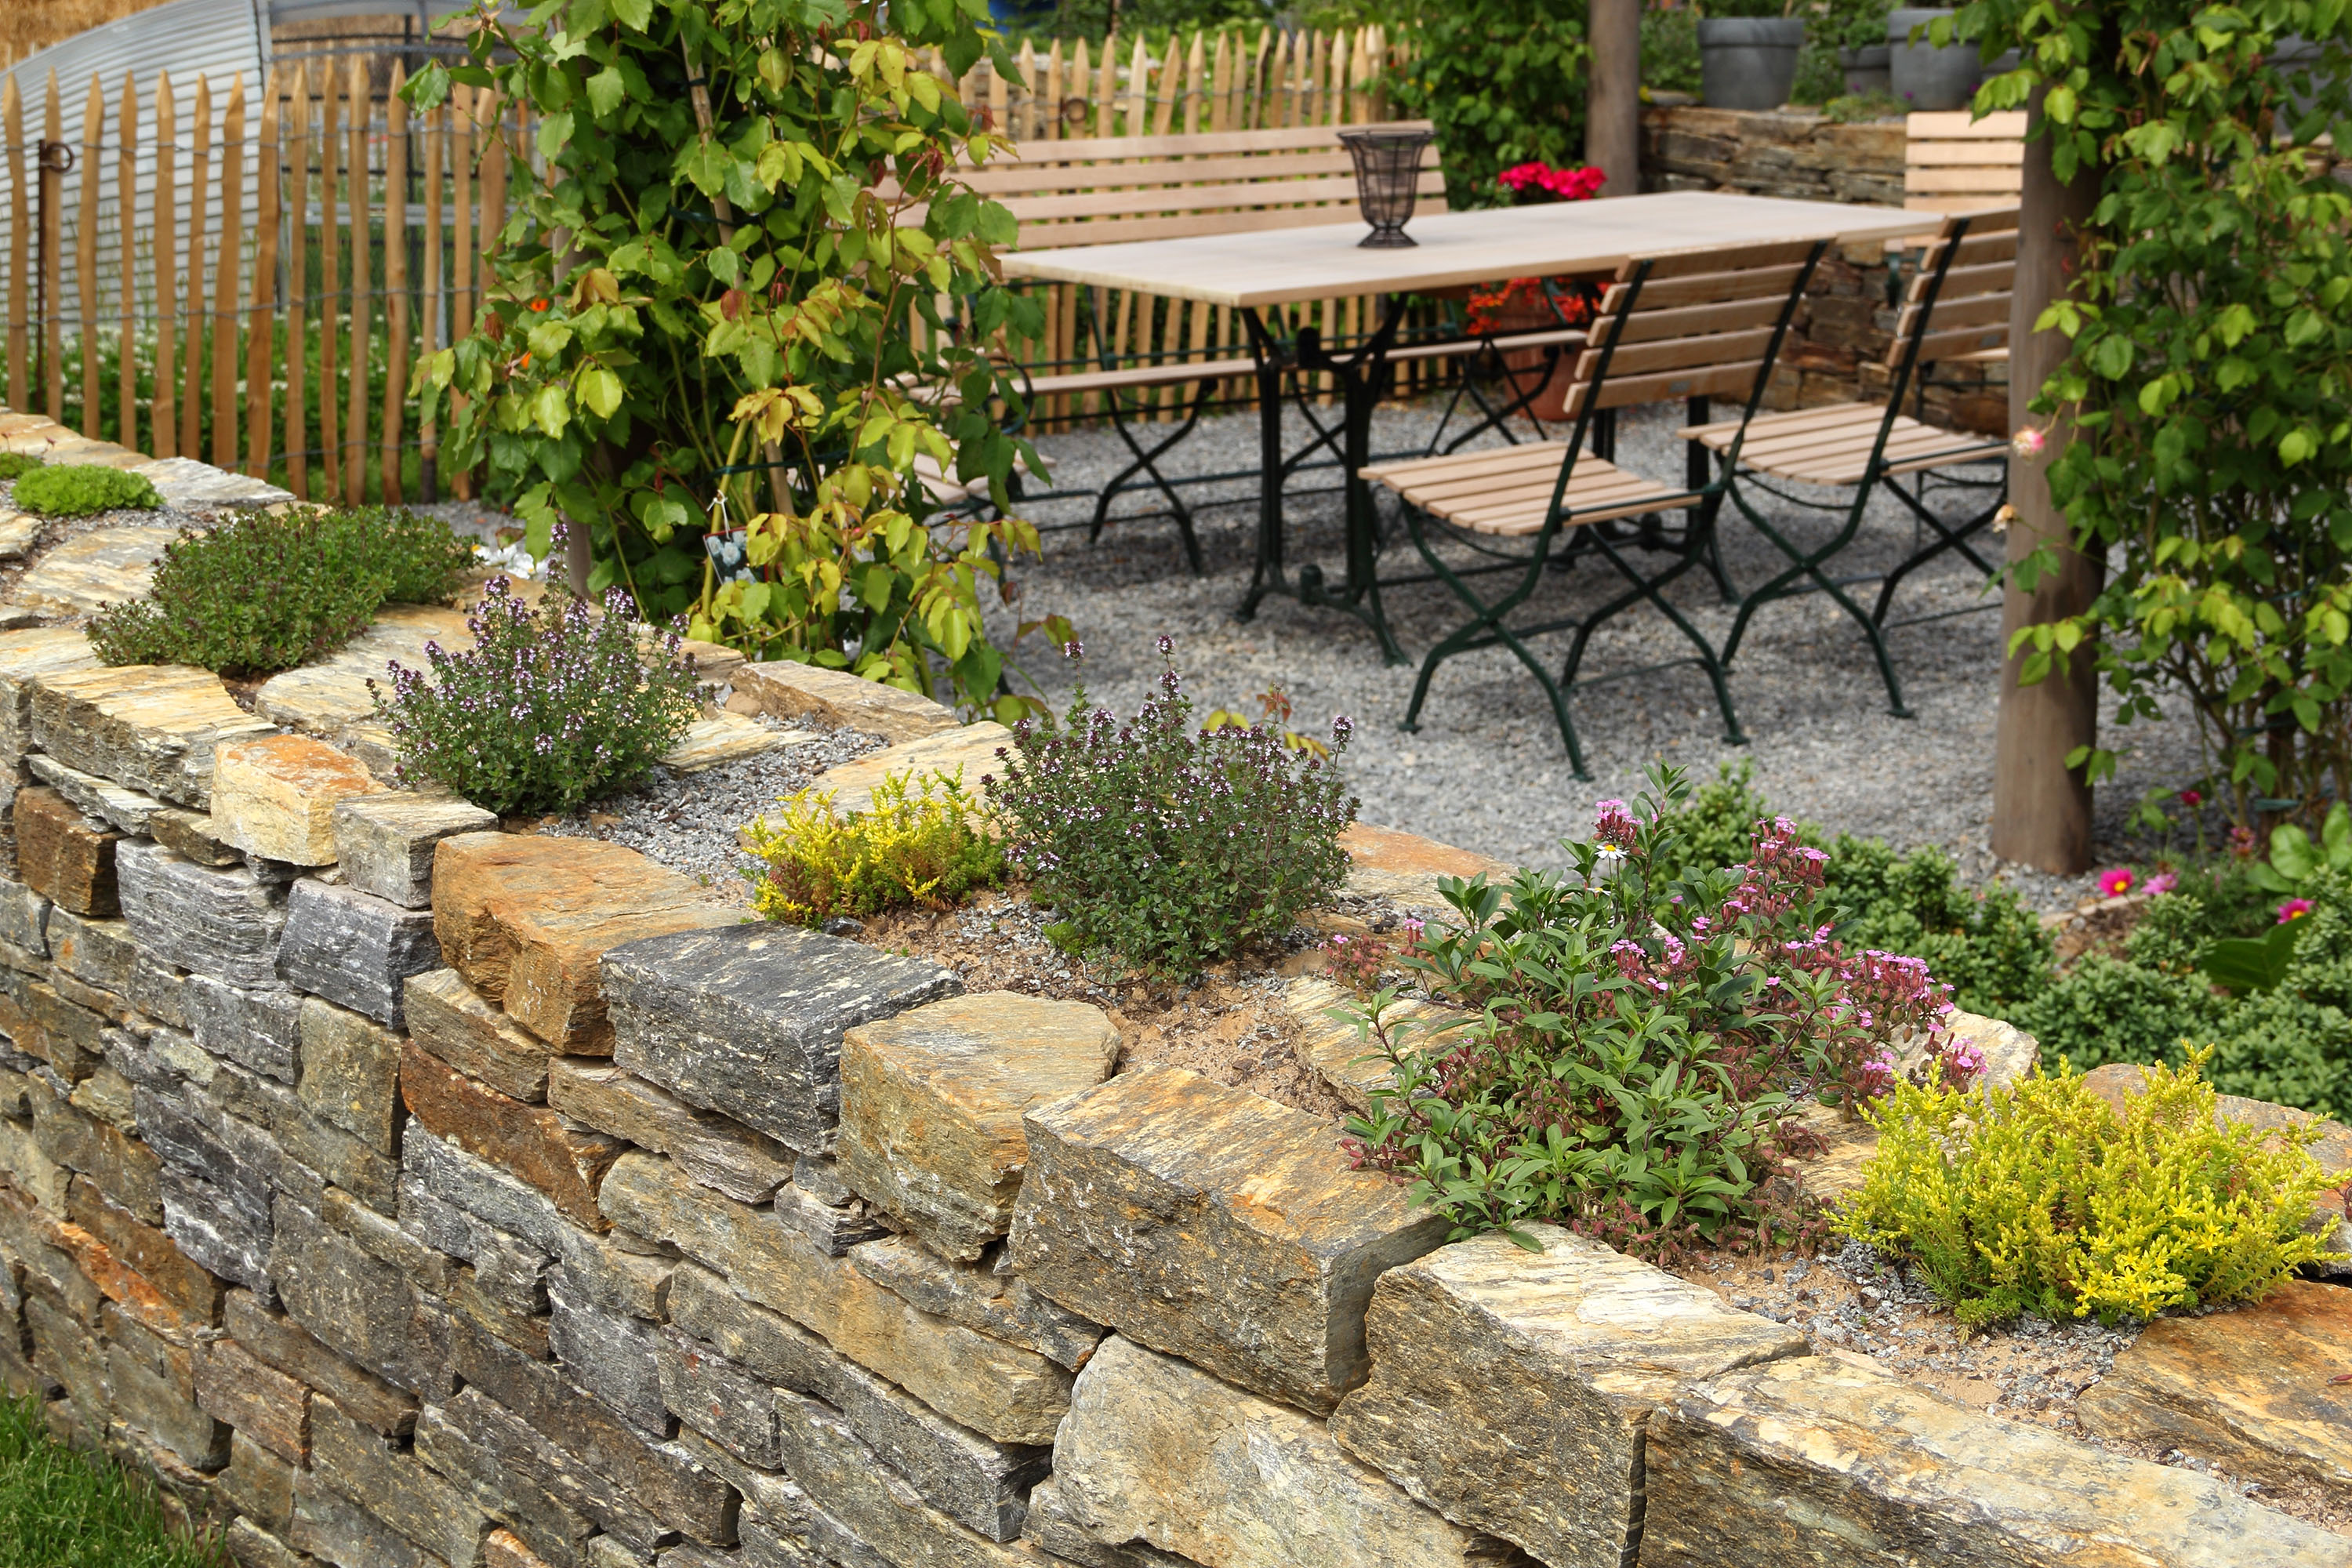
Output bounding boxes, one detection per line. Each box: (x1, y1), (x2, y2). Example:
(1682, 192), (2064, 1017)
(0, 627), (2342, 1568)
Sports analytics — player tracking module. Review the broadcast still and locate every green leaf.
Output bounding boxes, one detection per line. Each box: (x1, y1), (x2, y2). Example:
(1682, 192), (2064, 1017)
(2198, 920), (2300, 995)
(531, 383), (573, 438)
(608, 0), (652, 29)
(586, 67), (629, 119)
(577, 365), (624, 419)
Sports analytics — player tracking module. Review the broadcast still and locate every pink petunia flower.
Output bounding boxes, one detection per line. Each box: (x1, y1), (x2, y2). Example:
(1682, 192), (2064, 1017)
(2145, 871), (2178, 896)
(2097, 867), (2135, 898)
(2279, 898), (2314, 923)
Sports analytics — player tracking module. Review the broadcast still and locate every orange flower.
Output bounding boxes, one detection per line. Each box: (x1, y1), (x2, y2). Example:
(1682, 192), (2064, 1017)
(520, 352), (532, 368)
(531, 297), (550, 312)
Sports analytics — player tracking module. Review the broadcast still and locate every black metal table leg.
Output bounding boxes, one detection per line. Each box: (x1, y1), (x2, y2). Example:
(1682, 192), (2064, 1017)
(1237, 307), (1289, 622)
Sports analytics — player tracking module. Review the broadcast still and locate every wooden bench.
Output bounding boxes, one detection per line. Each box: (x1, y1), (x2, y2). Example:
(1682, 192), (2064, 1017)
(1903, 110), (2027, 214)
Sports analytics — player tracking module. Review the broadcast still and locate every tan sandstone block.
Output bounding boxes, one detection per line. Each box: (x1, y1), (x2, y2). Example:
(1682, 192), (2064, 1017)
(1330, 1227), (1807, 1568)
(211, 735), (378, 866)
(2078, 1280), (2352, 1508)
(28, 663), (274, 809)
(1337, 820), (1512, 910)
(837, 993), (1118, 1261)
(790, 722), (1011, 818)
(430, 833), (732, 1051)
(399, 1039), (623, 1229)
(14, 786), (119, 916)
(1640, 1352), (2350, 1567)
(731, 659), (960, 742)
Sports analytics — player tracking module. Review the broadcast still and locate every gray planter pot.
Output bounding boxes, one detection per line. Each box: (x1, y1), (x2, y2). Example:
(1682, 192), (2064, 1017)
(1699, 17), (1806, 112)
(1889, 7), (1980, 111)
(1838, 44), (1892, 96)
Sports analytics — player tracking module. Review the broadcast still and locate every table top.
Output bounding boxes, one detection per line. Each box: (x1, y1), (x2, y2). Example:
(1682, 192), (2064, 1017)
(1000, 191), (1935, 307)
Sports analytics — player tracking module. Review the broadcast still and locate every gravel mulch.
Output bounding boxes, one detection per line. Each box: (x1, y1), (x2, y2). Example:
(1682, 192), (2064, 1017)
(535, 719), (889, 901)
(991, 399), (2205, 913)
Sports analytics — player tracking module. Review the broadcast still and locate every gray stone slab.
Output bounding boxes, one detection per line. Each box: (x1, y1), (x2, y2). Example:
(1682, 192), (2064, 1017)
(277, 877), (440, 1027)
(270, 1200), (453, 1397)
(547, 1057), (792, 1203)
(548, 1265), (670, 1442)
(128, 456), (296, 510)
(662, 1261), (1048, 1542)
(0, 877), (47, 955)
(27, 752), (169, 835)
(45, 908), (137, 995)
(310, 1396), (492, 1568)
(407, 967), (554, 1104)
(116, 840), (289, 989)
(412, 1399), (600, 1568)
(604, 925), (960, 1155)
(331, 793), (499, 909)
(186, 974), (303, 1083)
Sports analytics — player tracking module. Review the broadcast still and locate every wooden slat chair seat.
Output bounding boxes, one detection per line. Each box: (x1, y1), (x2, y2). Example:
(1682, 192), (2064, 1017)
(1356, 236), (1831, 777)
(1904, 110), (2027, 216)
(1681, 207), (2020, 717)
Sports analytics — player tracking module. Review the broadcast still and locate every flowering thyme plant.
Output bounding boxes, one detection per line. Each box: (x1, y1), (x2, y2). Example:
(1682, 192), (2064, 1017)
(1342, 764), (1971, 1260)
(371, 579), (701, 817)
(985, 637), (1359, 979)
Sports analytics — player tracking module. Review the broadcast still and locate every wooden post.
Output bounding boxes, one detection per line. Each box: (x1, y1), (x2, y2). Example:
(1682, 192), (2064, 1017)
(152, 74), (175, 459)
(421, 96), (442, 502)
(1587, 0), (1640, 196)
(380, 61), (408, 505)
(4, 76), (24, 413)
(284, 65), (307, 499)
(179, 74), (208, 459)
(344, 57), (368, 505)
(1993, 88), (2104, 873)
(318, 60), (341, 498)
(42, 73), (64, 423)
(212, 74), (244, 470)
(116, 72), (137, 452)
(246, 71), (281, 481)
(77, 74), (102, 440)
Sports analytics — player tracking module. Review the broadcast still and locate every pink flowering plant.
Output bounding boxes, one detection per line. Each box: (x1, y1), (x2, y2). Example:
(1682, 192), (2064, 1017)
(1340, 764), (1970, 1259)
(372, 579), (701, 817)
(985, 638), (1359, 979)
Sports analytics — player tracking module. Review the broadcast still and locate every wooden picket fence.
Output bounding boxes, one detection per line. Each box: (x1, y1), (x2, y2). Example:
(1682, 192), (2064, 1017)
(0, 26), (1411, 506)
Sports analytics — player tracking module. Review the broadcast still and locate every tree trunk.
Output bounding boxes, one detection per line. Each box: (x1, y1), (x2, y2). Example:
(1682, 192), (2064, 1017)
(1585, 0), (1641, 197)
(1992, 90), (2103, 873)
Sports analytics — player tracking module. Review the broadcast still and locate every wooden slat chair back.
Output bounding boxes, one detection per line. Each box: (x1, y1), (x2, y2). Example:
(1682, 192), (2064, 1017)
(1904, 111), (2027, 214)
(1358, 237), (1830, 776)
(958, 122), (1447, 249)
(1681, 208), (2019, 717)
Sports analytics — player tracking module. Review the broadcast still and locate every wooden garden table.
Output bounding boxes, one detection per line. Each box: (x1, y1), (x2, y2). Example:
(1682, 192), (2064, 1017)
(1003, 191), (1940, 662)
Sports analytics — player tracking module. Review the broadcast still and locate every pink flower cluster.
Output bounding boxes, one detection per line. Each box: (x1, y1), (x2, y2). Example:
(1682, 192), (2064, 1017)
(1497, 162), (1607, 202)
(1593, 798), (1639, 850)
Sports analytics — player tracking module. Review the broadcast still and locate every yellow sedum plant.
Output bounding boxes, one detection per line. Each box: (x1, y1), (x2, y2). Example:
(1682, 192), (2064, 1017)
(742, 767), (1003, 929)
(1836, 1051), (2344, 1326)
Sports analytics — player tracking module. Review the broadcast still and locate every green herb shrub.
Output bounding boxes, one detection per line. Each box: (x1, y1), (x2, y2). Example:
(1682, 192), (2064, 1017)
(404, 0), (1062, 722)
(0, 1395), (223, 1568)
(373, 580), (700, 817)
(1837, 1051), (2343, 1325)
(1824, 838), (2053, 1015)
(89, 508), (475, 677)
(0, 453), (42, 483)
(743, 767), (1004, 927)
(1642, 3), (1703, 95)
(11, 463), (161, 517)
(1649, 761), (2055, 1014)
(1345, 765), (1979, 1259)
(1955, 0), (2352, 830)
(987, 639), (1359, 978)
(2019, 878), (2352, 1118)
(1394, 0), (1592, 207)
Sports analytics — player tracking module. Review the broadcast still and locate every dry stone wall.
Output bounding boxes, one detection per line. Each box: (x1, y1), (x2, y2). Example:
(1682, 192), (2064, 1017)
(0, 619), (2341, 1568)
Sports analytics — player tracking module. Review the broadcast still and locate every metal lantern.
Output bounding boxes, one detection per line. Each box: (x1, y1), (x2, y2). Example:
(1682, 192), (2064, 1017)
(1338, 127), (1436, 249)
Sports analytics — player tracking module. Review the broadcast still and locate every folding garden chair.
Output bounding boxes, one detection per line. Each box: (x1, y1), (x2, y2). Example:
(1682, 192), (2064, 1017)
(1685, 208), (2018, 717)
(1360, 236), (1831, 778)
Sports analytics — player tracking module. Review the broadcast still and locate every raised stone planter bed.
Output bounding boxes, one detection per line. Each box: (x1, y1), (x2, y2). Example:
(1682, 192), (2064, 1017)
(0, 485), (2339, 1568)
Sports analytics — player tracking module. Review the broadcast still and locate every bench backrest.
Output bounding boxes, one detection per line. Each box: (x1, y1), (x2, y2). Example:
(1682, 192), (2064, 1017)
(1889, 205), (2019, 372)
(1904, 110), (2027, 214)
(964, 121), (1446, 250)
(1565, 238), (1828, 420)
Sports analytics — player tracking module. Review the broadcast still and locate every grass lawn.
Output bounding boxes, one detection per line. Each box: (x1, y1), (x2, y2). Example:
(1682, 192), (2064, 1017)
(0, 1396), (220, 1567)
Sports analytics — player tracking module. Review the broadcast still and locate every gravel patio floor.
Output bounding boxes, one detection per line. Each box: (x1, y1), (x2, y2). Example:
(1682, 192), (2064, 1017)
(986, 395), (2205, 907)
